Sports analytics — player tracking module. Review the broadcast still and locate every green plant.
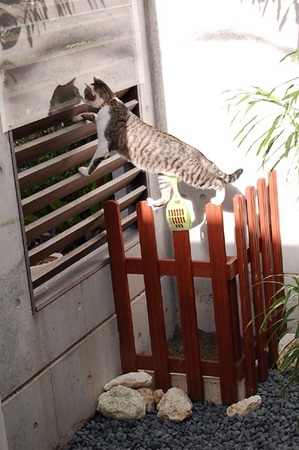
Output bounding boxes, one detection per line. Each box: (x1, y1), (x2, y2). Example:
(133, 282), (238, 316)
(226, 51), (299, 181)
(226, 52), (299, 394)
(261, 275), (299, 394)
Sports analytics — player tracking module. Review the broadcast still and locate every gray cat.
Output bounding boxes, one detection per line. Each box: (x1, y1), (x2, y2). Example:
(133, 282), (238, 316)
(74, 77), (243, 207)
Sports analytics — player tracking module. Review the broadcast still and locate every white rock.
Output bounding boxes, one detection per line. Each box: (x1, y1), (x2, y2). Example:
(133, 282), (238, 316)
(137, 388), (155, 412)
(157, 387), (193, 422)
(97, 385), (146, 420)
(154, 389), (164, 405)
(104, 371), (152, 391)
(226, 395), (262, 417)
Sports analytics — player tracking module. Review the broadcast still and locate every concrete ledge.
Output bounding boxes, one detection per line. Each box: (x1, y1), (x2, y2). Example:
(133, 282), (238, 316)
(2, 314), (122, 450)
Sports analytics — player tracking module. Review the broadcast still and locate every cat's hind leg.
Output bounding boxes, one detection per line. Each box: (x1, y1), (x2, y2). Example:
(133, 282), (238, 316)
(78, 144), (110, 176)
(210, 187), (226, 205)
(147, 174), (173, 209)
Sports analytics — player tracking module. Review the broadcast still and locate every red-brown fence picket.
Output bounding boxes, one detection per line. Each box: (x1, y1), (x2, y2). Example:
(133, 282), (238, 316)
(104, 172), (282, 404)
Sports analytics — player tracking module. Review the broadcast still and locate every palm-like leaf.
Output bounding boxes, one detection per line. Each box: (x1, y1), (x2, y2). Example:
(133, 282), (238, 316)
(260, 276), (299, 394)
(226, 66), (299, 179)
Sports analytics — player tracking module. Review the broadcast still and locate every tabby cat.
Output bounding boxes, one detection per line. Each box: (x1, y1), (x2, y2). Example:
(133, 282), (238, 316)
(74, 77), (243, 206)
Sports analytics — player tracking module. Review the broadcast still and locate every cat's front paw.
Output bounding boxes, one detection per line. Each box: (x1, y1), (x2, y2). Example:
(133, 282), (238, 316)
(147, 197), (155, 208)
(73, 114), (84, 123)
(78, 166), (89, 176)
(73, 112), (97, 123)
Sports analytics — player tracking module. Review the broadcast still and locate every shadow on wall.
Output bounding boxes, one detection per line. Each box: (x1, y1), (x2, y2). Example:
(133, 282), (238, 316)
(0, 0), (105, 50)
(179, 181), (243, 229)
(48, 78), (82, 115)
(244, 0), (299, 48)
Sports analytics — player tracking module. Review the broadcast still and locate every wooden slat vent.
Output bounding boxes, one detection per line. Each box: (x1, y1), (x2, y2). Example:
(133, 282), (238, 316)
(12, 86), (146, 307)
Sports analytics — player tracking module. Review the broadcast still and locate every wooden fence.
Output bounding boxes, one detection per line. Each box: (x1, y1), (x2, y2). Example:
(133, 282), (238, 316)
(104, 172), (284, 404)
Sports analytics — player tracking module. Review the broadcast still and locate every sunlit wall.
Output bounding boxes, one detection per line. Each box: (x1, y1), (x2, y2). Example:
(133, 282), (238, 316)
(154, 0), (299, 330)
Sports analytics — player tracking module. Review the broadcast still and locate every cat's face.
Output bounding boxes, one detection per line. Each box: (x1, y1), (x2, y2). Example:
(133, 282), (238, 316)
(83, 77), (114, 109)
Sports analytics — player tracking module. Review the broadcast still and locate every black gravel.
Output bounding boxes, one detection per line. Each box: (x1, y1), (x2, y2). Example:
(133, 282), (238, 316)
(64, 369), (299, 450)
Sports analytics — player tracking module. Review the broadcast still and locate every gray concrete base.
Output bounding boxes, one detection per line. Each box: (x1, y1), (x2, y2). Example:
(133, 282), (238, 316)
(0, 397), (9, 450)
(173, 372), (246, 405)
(148, 371), (246, 405)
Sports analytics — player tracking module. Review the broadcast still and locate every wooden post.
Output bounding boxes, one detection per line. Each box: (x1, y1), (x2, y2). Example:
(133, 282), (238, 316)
(246, 186), (268, 381)
(234, 195), (257, 395)
(172, 230), (204, 401)
(136, 202), (171, 392)
(269, 171), (284, 278)
(257, 179), (278, 365)
(228, 278), (243, 362)
(268, 171), (285, 331)
(206, 203), (238, 404)
(104, 200), (137, 372)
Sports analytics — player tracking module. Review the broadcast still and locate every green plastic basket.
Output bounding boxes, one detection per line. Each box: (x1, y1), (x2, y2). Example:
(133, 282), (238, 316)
(165, 176), (194, 231)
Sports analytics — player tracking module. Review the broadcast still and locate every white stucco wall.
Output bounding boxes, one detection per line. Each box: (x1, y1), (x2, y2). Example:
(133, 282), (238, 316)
(153, 0), (299, 331)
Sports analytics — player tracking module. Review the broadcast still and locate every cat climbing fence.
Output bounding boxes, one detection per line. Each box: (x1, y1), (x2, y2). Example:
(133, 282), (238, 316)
(104, 172), (283, 404)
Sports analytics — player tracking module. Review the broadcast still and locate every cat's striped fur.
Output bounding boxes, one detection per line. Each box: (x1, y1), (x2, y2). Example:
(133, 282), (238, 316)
(74, 77), (243, 206)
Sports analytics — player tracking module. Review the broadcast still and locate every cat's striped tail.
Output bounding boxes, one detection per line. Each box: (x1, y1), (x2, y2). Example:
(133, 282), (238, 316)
(225, 168), (243, 184)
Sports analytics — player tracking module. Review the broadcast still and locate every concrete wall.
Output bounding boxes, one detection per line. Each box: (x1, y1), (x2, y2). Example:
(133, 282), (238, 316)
(0, 2), (175, 449)
(153, 0), (299, 331)
(0, 111), (156, 450)
(0, 398), (9, 450)
(0, 134), (174, 450)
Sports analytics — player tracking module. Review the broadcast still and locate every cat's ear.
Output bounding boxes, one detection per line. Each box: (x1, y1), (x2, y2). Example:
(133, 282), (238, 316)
(93, 76), (101, 84)
(64, 77), (76, 87)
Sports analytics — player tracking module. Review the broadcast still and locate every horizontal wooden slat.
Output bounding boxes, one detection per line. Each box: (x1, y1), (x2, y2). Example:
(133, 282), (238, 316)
(125, 257), (151, 274)
(126, 257), (238, 280)
(15, 121), (96, 165)
(25, 166), (142, 241)
(21, 154), (127, 216)
(192, 261), (212, 278)
(17, 100), (139, 191)
(15, 99), (137, 173)
(126, 258), (211, 277)
(135, 354), (220, 377)
(28, 185), (146, 265)
(18, 139), (98, 190)
(200, 360), (220, 377)
(125, 99), (139, 111)
(226, 256), (239, 279)
(135, 354), (185, 373)
(31, 210), (137, 289)
(12, 104), (95, 141)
